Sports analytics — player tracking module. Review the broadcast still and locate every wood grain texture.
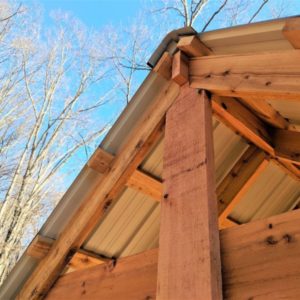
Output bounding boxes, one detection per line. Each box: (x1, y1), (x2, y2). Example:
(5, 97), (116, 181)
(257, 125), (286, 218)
(46, 248), (158, 300)
(26, 236), (54, 260)
(27, 235), (107, 273)
(172, 51), (189, 86)
(238, 96), (291, 129)
(126, 170), (162, 201)
(221, 209), (300, 299)
(273, 128), (300, 165)
(282, 17), (300, 49)
(212, 95), (274, 155)
(177, 35), (212, 57)
(217, 146), (269, 221)
(153, 52), (172, 80)
(17, 79), (180, 300)
(157, 87), (222, 300)
(88, 147), (163, 201)
(46, 209), (300, 299)
(190, 50), (300, 100)
(211, 95), (300, 180)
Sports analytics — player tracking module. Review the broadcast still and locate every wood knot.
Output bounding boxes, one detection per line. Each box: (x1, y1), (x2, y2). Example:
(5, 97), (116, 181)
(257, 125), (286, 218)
(223, 70), (230, 76)
(265, 81), (272, 86)
(163, 193), (169, 200)
(103, 200), (112, 212)
(221, 102), (227, 110)
(219, 198), (225, 204)
(268, 223), (273, 229)
(283, 234), (292, 243)
(266, 236), (278, 245)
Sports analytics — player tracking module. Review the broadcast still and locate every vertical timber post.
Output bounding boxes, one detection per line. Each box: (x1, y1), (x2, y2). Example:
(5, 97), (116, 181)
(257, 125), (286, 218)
(157, 86), (222, 300)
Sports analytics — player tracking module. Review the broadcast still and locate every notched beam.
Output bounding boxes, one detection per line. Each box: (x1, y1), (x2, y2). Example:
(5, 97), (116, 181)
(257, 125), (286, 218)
(88, 147), (162, 201)
(177, 35), (212, 57)
(172, 51), (189, 86)
(88, 148), (114, 173)
(153, 52), (172, 80)
(282, 17), (300, 49)
(27, 235), (108, 273)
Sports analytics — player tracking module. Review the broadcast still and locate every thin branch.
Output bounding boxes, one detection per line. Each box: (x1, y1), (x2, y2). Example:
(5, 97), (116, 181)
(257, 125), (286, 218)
(248, 0), (270, 23)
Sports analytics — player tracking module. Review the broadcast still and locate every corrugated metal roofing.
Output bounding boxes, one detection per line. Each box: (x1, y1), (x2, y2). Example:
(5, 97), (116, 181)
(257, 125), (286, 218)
(2, 16), (300, 299)
(230, 162), (300, 223)
(83, 118), (249, 260)
(267, 99), (300, 130)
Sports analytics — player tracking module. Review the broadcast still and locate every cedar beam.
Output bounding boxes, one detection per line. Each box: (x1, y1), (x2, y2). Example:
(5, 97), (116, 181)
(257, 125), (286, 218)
(212, 96), (274, 154)
(177, 35), (212, 57)
(47, 209), (300, 299)
(217, 146), (269, 222)
(282, 17), (300, 49)
(157, 87), (222, 299)
(273, 128), (300, 165)
(238, 97), (291, 129)
(26, 235), (108, 273)
(211, 95), (300, 179)
(88, 148), (162, 201)
(153, 52), (172, 80)
(171, 51), (188, 86)
(221, 208), (300, 299)
(17, 80), (180, 300)
(46, 248), (158, 300)
(189, 50), (300, 100)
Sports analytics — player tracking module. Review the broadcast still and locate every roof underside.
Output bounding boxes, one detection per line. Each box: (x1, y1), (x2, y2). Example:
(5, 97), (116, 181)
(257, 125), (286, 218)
(2, 16), (300, 299)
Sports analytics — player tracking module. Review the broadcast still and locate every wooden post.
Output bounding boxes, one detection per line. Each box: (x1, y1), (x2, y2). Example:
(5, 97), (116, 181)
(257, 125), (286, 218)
(157, 87), (222, 300)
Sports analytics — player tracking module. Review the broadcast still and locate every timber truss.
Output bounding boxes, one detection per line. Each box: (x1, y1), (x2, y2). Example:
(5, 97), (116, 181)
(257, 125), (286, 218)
(18, 17), (300, 299)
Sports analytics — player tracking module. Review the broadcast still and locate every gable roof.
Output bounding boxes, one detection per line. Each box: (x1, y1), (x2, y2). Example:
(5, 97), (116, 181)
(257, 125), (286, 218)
(2, 16), (300, 299)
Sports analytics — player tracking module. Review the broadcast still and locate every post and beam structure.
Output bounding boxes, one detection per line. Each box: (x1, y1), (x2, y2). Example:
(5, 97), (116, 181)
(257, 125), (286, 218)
(157, 86), (222, 299)
(17, 80), (180, 299)
(47, 208), (300, 299)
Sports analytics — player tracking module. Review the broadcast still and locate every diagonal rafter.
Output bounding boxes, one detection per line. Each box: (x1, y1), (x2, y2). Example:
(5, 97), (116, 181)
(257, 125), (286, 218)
(17, 79), (180, 300)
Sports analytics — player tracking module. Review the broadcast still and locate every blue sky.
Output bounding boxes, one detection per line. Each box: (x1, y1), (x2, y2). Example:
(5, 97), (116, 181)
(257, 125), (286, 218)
(32, 0), (144, 28)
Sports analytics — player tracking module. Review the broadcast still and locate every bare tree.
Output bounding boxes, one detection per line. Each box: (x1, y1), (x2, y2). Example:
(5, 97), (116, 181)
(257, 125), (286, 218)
(152, 0), (272, 31)
(0, 3), (112, 284)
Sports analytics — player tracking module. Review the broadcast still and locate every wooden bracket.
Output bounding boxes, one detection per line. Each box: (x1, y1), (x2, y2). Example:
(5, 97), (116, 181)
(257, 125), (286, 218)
(171, 51), (189, 86)
(282, 17), (300, 49)
(153, 52), (172, 80)
(177, 35), (212, 57)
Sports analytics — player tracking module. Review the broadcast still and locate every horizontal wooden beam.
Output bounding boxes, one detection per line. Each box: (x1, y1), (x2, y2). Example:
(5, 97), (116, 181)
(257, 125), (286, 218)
(177, 35), (212, 57)
(46, 248), (158, 300)
(47, 209), (300, 299)
(26, 235), (108, 273)
(282, 17), (300, 49)
(126, 170), (162, 201)
(221, 208), (300, 299)
(18, 79), (180, 299)
(88, 148), (162, 201)
(189, 50), (300, 100)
